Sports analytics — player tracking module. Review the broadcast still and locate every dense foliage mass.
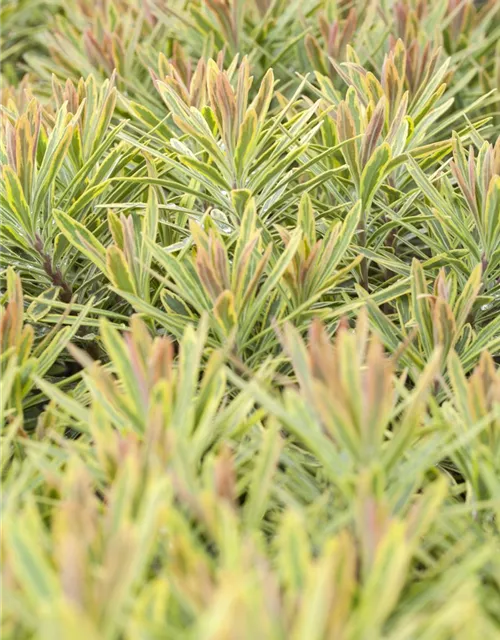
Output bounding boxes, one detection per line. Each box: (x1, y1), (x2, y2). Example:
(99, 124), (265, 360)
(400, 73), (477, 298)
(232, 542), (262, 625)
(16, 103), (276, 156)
(1, 0), (500, 638)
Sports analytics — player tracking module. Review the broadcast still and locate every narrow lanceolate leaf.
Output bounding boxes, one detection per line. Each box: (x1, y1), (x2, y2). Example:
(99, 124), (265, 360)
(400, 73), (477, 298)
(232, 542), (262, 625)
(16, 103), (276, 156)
(66, 181), (111, 219)
(231, 189), (252, 219)
(337, 100), (360, 185)
(484, 176), (500, 257)
(33, 375), (91, 427)
(432, 297), (455, 359)
(108, 210), (125, 249)
(2, 166), (33, 236)
(406, 156), (453, 217)
(252, 230), (302, 309)
(244, 420), (283, 528)
(106, 247), (136, 294)
(411, 259), (434, 355)
(4, 516), (62, 607)
(453, 263), (482, 332)
(36, 297), (94, 378)
(139, 189), (159, 299)
(447, 350), (472, 425)
(234, 108), (257, 180)
(384, 348), (442, 471)
(54, 209), (107, 272)
(99, 319), (146, 428)
(360, 98), (386, 168)
(298, 193), (316, 247)
(250, 68), (274, 125)
(32, 108), (76, 215)
(323, 200), (361, 277)
(171, 323), (204, 435)
(127, 101), (172, 141)
(360, 142), (391, 211)
(27, 287), (61, 321)
(180, 156), (231, 191)
(214, 290), (237, 337)
(0, 358), (17, 425)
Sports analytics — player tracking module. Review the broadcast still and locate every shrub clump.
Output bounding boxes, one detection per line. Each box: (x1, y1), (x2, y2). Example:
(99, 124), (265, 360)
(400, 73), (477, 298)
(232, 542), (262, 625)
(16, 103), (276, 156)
(1, 1), (500, 638)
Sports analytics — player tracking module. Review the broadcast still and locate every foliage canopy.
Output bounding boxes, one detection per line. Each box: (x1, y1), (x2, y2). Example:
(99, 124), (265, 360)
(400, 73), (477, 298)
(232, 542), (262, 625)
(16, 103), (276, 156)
(1, 1), (500, 638)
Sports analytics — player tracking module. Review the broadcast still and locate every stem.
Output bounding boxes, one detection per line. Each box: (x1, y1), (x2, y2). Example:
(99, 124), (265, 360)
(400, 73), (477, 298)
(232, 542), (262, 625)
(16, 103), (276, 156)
(359, 223), (369, 291)
(34, 235), (73, 303)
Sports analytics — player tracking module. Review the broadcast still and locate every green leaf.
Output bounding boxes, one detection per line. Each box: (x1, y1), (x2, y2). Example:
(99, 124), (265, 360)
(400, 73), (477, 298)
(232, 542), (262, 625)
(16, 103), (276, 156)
(244, 419), (282, 528)
(360, 142), (391, 211)
(234, 108), (257, 180)
(2, 166), (33, 236)
(214, 290), (237, 336)
(4, 514), (61, 607)
(53, 209), (107, 272)
(106, 246), (136, 294)
(484, 176), (500, 257)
